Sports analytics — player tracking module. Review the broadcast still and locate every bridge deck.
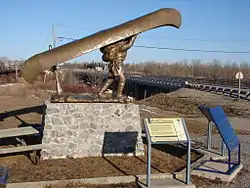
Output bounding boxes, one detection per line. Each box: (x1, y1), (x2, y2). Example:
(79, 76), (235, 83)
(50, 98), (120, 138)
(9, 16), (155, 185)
(187, 83), (250, 100)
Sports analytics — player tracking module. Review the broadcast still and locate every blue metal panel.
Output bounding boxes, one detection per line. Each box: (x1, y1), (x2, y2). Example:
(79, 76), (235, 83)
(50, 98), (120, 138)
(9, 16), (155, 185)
(198, 105), (213, 122)
(208, 106), (239, 151)
(0, 167), (8, 185)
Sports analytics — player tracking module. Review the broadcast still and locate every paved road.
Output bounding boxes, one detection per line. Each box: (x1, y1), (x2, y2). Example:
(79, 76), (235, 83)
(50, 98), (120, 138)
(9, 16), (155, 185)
(192, 117), (250, 132)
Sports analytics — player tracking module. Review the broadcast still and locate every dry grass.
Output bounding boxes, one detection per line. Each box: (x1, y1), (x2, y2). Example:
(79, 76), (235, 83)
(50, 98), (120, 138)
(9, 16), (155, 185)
(138, 88), (250, 118)
(44, 181), (139, 188)
(0, 85), (202, 183)
(1, 144), (202, 183)
(0, 76), (248, 187)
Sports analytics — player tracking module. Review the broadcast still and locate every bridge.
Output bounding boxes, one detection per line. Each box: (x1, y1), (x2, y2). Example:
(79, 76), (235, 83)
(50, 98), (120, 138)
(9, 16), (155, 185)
(71, 70), (185, 100)
(184, 77), (250, 100)
(65, 69), (250, 101)
(124, 75), (185, 100)
(186, 83), (250, 100)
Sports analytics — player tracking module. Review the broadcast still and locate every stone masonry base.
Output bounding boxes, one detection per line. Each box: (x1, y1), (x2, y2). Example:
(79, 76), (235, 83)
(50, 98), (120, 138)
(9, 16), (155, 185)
(41, 101), (144, 159)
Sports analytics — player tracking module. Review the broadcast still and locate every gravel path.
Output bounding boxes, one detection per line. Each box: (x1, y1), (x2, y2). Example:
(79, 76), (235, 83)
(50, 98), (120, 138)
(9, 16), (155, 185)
(192, 134), (250, 188)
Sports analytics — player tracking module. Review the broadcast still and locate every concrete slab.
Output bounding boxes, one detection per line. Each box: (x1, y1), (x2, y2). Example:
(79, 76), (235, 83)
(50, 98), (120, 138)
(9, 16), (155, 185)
(191, 161), (243, 182)
(193, 148), (228, 161)
(209, 154), (228, 161)
(137, 178), (195, 188)
(6, 182), (44, 188)
(5, 173), (179, 188)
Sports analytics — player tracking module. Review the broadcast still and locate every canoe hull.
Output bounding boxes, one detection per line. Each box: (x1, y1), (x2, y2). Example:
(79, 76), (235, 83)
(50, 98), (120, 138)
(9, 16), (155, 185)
(22, 8), (182, 83)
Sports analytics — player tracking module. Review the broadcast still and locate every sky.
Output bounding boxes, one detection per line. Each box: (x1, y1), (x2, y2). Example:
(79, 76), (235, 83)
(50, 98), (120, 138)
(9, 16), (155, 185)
(1, 0), (250, 64)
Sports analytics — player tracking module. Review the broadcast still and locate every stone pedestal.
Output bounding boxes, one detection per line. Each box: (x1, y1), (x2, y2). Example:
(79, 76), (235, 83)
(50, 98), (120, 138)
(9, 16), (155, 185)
(41, 101), (144, 160)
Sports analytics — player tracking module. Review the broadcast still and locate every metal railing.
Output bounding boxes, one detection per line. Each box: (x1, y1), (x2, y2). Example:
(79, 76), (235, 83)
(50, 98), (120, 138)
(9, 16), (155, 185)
(183, 77), (250, 89)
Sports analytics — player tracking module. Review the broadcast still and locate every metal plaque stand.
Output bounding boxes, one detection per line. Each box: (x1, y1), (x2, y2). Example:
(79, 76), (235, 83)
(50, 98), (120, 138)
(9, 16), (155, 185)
(196, 106), (241, 175)
(143, 118), (191, 187)
(207, 120), (226, 156)
(199, 105), (226, 156)
(0, 167), (8, 188)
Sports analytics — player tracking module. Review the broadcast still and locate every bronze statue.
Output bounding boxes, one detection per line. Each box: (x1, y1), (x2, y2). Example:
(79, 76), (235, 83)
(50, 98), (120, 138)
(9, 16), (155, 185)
(21, 8), (182, 102)
(98, 35), (137, 99)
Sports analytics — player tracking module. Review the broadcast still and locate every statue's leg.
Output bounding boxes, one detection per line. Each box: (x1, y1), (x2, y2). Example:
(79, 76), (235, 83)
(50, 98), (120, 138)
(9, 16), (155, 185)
(98, 76), (114, 97)
(116, 73), (125, 99)
(98, 64), (114, 97)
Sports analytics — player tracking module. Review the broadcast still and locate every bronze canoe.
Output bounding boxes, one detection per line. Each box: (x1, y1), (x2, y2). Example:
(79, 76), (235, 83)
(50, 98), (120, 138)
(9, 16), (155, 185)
(22, 8), (182, 83)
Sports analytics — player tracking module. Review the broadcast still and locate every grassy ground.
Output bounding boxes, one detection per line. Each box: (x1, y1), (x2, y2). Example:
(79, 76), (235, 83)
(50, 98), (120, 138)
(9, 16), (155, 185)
(0, 83), (249, 187)
(0, 143), (202, 183)
(44, 182), (140, 188)
(0, 84), (203, 183)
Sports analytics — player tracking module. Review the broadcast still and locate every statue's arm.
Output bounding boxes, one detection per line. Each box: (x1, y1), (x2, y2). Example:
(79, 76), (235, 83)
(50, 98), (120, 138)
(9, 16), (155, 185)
(128, 34), (137, 46)
(121, 34), (138, 51)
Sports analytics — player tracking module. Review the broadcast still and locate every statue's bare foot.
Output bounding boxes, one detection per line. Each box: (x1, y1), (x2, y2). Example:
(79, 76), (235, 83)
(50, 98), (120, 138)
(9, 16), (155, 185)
(97, 92), (109, 99)
(116, 95), (133, 102)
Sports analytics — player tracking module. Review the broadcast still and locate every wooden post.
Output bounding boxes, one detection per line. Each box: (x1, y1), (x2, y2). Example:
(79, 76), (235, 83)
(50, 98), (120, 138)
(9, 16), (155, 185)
(15, 63), (18, 80)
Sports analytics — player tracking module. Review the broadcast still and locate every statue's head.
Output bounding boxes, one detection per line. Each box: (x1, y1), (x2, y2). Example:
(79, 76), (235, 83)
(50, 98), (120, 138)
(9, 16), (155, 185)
(100, 41), (122, 62)
(100, 47), (115, 62)
(100, 37), (135, 62)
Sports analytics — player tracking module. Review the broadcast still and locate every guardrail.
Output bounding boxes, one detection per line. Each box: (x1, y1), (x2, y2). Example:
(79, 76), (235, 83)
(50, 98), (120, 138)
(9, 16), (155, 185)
(182, 77), (250, 89)
(186, 83), (250, 100)
(71, 70), (250, 100)
(126, 75), (185, 89)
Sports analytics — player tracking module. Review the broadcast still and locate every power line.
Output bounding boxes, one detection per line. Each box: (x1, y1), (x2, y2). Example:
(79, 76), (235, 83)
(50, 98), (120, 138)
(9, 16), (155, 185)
(133, 45), (250, 54)
(57, 36), (77, 41)
(57, 36), (250, 54)
(142, 35), (250, 43)
(55, 23), (250, 43)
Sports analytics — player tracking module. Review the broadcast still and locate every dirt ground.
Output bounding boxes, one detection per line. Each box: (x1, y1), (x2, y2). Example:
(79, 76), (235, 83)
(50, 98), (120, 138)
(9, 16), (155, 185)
(137, 88), (250, 118)
(0, 144), (202, 183)
(44, 176), (228, 188)
(45, 182), (140, 188)
(0, 83), (249, 186)
(0, 83), (203, 183)
(138, 88), (250, 136)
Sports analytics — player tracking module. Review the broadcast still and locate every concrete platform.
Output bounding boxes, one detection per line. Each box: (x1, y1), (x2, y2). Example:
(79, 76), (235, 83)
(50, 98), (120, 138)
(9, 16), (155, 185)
(194, 148), (228, 161)
(209, 154), (228, 161)
(191, 160), (243, 182)
(137, 178), (195, 188)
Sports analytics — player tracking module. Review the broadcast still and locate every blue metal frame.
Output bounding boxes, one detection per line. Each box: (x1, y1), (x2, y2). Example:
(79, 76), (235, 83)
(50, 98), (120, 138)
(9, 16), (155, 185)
(195, 142), (241, 175)
(144, 123), (151, 187)
(182, 118), (191, 184)
(144, 118), (191, 187)
(208, 106), (240, 151)
(199, 105), (226, 156)
(0, 167), (8, 186)
(196, 105), (241, 175)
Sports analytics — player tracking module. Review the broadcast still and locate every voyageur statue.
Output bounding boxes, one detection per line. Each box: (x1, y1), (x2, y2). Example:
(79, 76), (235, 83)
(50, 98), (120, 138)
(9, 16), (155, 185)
(21, 8), (182, 101)
(98, 35), (137, 99)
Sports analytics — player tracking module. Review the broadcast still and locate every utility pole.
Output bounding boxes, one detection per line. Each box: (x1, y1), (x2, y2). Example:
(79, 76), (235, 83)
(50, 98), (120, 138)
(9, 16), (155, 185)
(15, 62), (18, 80)
(52, 24), (56, 48)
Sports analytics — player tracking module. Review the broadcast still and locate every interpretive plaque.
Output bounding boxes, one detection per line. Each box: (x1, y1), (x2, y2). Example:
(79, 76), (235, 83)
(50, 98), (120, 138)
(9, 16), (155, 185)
(143, 117), (191, 187)
(144, 118), (187, 142)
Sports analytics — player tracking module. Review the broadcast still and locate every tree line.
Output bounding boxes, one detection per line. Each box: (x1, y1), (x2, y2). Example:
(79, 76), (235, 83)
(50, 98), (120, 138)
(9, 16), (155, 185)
(124, 59), (249, 80)
(1, 59), (249, 80)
